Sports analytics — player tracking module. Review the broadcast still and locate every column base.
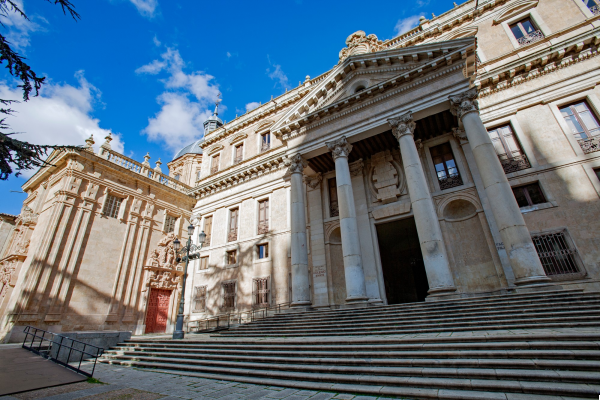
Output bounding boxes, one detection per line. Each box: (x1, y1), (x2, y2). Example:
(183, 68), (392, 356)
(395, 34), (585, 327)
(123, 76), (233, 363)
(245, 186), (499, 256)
(368, 298), (384, 306)
(345, 296), (369, 304)
(514, 275), (552, 286)
(291, 300), (312, 307)
(427, 286), (457, 297)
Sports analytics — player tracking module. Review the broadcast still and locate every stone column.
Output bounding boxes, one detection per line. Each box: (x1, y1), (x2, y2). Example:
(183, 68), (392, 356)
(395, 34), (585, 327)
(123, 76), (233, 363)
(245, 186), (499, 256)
(388, 112), (456, 296)
(286, 154), (312, 307)
(325, 137), (368, 304)
(449, 88), (550, 286)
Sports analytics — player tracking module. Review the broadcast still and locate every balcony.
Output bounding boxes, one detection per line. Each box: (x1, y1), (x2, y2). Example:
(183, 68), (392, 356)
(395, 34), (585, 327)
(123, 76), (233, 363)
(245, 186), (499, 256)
(517, 30), (544, 46)
(227, 229), (238, 242)
(500, 154), (531, 174)
(590, 5), (600, 15)
(233, 156), (243, 165)
(210, 165), (219, 174)
(578, 136), (600, 154)
(438, 174), (463, 190)
(257, 222), (269, 235)
(260, 142), (271, 153)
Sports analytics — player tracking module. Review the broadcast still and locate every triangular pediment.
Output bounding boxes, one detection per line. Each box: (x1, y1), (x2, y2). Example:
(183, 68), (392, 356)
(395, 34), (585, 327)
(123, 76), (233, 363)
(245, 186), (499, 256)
(493, 0), (539, 24)
(271, 37), (476, 140)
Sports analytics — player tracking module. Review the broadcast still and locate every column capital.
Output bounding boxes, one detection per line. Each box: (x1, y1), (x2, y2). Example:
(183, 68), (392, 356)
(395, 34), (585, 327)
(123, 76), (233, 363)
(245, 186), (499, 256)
(284, 153), (307, 175)
(388, 111), (416, 140)
(326, 136), (353, 160)
(452, 127), (468, 144)
(449, 88), (480, 120)
(303, 172), (323, 190)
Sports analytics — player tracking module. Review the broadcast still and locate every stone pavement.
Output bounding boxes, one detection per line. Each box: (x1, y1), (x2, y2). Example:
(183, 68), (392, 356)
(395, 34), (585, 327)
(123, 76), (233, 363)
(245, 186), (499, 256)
(0, 363), (410, 400)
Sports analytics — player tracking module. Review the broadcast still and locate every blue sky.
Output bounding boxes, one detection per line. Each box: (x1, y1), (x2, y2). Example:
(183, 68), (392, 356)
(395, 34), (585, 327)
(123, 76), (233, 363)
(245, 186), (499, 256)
(0, 0), (450, 215)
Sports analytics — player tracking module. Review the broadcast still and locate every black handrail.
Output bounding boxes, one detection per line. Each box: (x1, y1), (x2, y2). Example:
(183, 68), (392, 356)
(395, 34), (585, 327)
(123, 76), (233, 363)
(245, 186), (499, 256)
(187, 302), (294, 333)
(22, 326), (104, 377)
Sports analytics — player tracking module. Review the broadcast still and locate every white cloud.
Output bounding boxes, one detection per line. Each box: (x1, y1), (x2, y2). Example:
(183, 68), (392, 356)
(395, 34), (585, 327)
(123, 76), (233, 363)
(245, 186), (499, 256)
(152, 35), (161, 47)
(137, 46), (221, 153)
(266, 60), (290, 91)
(129, 0), (158, 18)
(0, 0), (42, 50)
(394, 15), (423, 36)
(226, 52), (231, 58)
(0, 71), (124, 177)
(245, 102), (259, 112)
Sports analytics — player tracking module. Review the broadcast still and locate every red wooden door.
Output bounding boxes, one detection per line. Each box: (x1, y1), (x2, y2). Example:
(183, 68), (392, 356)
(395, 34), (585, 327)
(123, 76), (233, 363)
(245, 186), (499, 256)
(145, 289), (171, 333)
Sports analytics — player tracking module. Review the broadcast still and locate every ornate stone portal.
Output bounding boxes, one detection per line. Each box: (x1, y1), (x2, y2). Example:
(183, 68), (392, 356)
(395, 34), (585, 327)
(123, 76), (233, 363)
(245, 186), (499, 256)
(144, 233), (183, 291)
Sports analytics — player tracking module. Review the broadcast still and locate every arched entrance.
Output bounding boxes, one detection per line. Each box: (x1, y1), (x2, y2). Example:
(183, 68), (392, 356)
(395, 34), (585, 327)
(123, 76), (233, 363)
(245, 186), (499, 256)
(376, 217), (429, 304)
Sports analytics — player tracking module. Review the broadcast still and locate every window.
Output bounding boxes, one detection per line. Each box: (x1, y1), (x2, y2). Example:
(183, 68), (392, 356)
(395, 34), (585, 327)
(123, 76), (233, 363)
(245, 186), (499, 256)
(329, 178), (339, 217)
(430, 142), (463, 190)
(192, 286), (207, 312)
(509, 17), (544, 46)
(198, 256), (209, 270)
(512, 183), (546, 207)
(532, 230), (582, 276)
(226, 250), (237, 265)
(222, 281), (236, 310)
(595, 168), (600, 181)
(258, 243), (269, 259)
(583, 0), (600, 15)
(203, 216), (212, 246)
(258, 199), (269, 234)
(211, 154), (220, 174)
(234, 144), (243, 164)
(228, 208), (238, 242)
(174, 174), (181, 181)
(260, 133), (271, 152)
(196, 169), (202, 181)
(103, 195), (123, 219)
(164, 215), (177, 233)
(560, 101), (600, 154)
(355, 86), (366, 93)
(253, 277), (270, 308)
(488, 124), (531, 174)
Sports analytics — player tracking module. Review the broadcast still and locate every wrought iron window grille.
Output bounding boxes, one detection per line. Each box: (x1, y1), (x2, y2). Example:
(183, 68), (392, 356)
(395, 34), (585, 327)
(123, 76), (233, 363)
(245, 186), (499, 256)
(500, 154), (532, 173)
(210, 165), (219, 174)
(192, 286), (207, 312)
(103, 195), (122, 219)
(438, 173), (463, 190)
(258, 222), (269, 235)
(227, 230), (238, 242)
(330, 201), (340, 217)
(532, 230), (583, 278)
(253, 277), (270, 308)
(578, 136), (600, 154)
(222, 281), (236, 310)
(22, 326), (103, 377)
(517, 30), (544, 46)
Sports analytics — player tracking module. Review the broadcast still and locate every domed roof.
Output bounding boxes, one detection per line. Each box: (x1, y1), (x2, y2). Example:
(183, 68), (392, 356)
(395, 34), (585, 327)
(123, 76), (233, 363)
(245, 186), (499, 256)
(173, 138), (204, 161)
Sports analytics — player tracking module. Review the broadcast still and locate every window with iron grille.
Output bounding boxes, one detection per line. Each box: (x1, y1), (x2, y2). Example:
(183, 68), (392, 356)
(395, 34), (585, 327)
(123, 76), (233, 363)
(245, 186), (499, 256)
(192, 286), (207, 312)
(234, 143), (243, 164)
(198, 256), (209, 270)
(211, 154), (220, 174)
(509, 18), (544, 46)
(203, 216), (212, 246)
(532, 230), (582, 276)
(328, 178), (339, 217)
(222, 281), (236, 310)
(253, 277), (270, 307)
(488, 124), (531, 173)
(103, 195), (123, 219)
(560, 101), (600, 154)
(430, 142), (463, 190)
(258, 199), (269, 234)
(260, 133), (271, 152)
(257, 243), (269, 259)
(583, 0), (600, 14)
(228, 208), (238, 242)
(226, 250), (237, 265)
(512, 183), (547, 208)
(164, 215), (177, 233)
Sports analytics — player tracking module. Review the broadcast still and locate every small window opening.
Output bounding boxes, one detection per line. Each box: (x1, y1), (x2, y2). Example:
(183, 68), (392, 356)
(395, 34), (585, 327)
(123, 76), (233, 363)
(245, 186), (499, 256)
(512, 183), (546, 207)
(258, 243), (269, 259)
(103, 195), (123, 219)
(164, 215), (177, 233)
(227, 250), (237, 265)
(430, 142), (463, 190)
(509, 17), (544, 46)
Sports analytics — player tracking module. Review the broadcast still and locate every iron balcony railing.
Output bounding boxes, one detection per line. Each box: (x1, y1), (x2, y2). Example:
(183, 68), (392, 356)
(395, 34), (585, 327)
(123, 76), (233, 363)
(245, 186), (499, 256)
(500, 154), (531, 174)
(22, 326), (103, 377)
(438, 173), (463, 190)
(517, 30), (544, 46)
(578, 136), (600, 154)
(187, 301), (293, 333)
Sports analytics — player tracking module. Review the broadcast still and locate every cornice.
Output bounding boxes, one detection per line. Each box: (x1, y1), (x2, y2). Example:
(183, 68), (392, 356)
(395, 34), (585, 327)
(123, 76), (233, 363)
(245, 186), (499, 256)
(190, 151), (287, 199)
(476, 28), (600, 97)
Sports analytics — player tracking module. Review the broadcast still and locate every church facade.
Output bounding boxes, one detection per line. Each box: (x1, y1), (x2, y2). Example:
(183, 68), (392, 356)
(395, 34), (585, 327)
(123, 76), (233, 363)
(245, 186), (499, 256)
(1, 0), (600, 341)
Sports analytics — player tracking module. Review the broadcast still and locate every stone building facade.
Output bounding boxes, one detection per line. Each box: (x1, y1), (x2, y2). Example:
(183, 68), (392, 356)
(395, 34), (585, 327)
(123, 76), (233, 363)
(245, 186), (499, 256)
(1, 0), (600, 340)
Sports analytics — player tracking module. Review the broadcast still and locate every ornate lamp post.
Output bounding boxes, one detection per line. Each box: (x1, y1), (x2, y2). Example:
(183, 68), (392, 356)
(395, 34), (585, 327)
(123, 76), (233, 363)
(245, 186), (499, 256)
(172, 224), (206, 340)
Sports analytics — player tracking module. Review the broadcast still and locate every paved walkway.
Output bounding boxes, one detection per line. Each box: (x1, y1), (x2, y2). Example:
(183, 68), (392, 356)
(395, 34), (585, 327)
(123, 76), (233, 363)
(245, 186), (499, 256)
(0, 363), (409, 400)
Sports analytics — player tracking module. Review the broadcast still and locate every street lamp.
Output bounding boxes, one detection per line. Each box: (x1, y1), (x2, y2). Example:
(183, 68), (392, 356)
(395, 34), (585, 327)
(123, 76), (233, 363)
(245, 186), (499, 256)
(172, 223), (206, 339)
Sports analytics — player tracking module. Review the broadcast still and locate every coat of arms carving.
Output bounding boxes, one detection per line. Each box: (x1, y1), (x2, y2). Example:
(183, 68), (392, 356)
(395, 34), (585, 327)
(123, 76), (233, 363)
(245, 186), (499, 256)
(144, 232), (183, 291)
(339, 31), (384, 63)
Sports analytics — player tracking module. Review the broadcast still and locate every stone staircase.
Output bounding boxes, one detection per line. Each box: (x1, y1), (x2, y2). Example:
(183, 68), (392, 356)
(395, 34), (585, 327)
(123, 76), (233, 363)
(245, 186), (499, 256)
(100, 289), (600, 399)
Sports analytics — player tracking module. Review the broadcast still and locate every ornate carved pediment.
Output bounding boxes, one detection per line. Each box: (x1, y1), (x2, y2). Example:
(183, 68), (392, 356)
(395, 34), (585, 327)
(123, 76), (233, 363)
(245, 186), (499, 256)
(144, 233), (183, 291)
(493, 0), (539, 24)
(339, 31), (384, 63)
(229, 133), (248, 145)
(207, 144), (224, 156)
(18, 206), (38, 226)
(448, 26), (478, 40)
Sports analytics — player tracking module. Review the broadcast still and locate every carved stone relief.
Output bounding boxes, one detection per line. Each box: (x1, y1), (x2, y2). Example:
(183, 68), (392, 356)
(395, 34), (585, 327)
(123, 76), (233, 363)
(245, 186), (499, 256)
(338, 31), (384, 63)
(369, 150), (405, 204)
(0, 260), (17, 299)
(144, 233), (183, 291)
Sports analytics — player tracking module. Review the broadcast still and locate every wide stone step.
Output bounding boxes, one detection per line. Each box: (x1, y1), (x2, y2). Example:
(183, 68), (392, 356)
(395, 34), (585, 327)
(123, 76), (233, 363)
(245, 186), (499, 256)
(99, 358), (600, 398)
(232, 306), (600, 331)
(102, 348), (600, 370)
(219, 316), (600, 337)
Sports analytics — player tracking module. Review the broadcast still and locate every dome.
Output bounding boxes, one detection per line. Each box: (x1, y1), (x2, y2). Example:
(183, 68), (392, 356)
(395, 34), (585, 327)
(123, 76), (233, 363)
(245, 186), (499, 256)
(173, 138), (204, 161)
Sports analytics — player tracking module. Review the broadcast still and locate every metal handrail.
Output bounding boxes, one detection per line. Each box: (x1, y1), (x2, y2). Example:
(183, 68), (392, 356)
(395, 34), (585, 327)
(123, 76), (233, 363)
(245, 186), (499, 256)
(22, 326), (104, 377)
(187, 302), (294, 333)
